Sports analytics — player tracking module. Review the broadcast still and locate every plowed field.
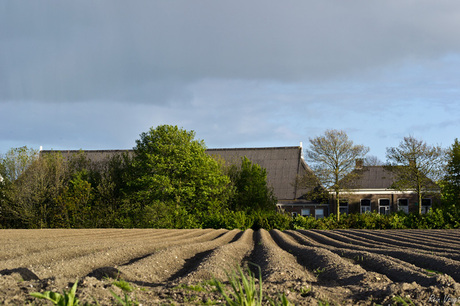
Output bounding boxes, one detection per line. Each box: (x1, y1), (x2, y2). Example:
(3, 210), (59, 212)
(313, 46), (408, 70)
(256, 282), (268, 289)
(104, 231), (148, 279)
(1, 229), (459, 305)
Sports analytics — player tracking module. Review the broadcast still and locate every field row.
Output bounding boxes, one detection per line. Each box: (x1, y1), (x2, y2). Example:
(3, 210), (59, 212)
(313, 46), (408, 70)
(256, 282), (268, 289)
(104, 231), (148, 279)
(0, 228), (459, 305)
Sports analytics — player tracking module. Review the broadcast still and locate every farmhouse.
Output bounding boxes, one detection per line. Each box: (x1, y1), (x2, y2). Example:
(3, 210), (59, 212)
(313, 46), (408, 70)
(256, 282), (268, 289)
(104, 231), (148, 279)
(40, 145), (327, 218)
(333, 161), (440, 215)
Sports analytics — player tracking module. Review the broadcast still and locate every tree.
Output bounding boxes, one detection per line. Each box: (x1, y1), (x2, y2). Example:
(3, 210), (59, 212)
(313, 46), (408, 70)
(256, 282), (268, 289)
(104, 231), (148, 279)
(364, 155), (383, 166)
(385, 136), (443, 214)
(0, 146), (38, 182)
(5, 151), (72, 228)
(305, 129), (369, 221)
(227, 156), (277, 212)
(441, 138), (460, 207)
(130, 125), (232, 217)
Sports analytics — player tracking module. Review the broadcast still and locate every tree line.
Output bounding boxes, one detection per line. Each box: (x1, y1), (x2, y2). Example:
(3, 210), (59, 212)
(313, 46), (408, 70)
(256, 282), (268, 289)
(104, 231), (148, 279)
(0, 125), (279, 229)
(1, 125), (459, 229)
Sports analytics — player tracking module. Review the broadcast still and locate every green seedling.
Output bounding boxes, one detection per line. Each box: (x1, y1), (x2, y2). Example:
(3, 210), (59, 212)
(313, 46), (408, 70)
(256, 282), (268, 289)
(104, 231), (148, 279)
(174, 283), (205, 292)
(300, 286), (311, 297)
(30, 279), (80, 306)
(211, 265), (263, 306)
(269, 293), (292, 306)
(210, 264), (292, 306)
(424, 269), (444, 276)
(112, 279), (133, 292)
(313, 267), (326, 277)
(111, 279), (139, 306)
(392, 295), (415, 305)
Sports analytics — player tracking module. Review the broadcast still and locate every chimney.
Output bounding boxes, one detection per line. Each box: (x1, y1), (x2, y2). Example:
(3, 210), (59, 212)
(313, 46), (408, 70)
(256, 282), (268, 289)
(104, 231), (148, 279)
(355, 159), (364, 169)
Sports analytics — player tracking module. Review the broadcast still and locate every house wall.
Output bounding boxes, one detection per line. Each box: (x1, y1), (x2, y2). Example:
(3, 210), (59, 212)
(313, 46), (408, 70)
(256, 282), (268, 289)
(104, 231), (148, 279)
(277, 202), (329, 219)
(330, 192), (440, 215)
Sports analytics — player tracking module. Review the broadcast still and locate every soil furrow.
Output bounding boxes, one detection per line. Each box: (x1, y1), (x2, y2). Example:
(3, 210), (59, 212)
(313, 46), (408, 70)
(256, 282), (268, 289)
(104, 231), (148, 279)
(298, 229), (460, 262)
(315, 229), (404, 249)
(382, 229), (460, 247)
(1, 229), (226, 279)
(351, 229), (460, 252)
(250, 229), (316, 284)
(286, 231), (439, 287)
(396, 229), (460, 241)
(117, 229), (240, 284)
(175, 229), (254, 284)
(270, 230), (376, 286)
(0, 229), (206, 262)
(294, 230), (460, 283)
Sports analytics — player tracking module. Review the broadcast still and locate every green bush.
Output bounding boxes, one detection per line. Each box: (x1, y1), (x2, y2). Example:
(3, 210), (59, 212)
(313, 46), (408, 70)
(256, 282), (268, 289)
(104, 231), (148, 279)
(251, 210), (291, 231)
(290, 206), (460, 230)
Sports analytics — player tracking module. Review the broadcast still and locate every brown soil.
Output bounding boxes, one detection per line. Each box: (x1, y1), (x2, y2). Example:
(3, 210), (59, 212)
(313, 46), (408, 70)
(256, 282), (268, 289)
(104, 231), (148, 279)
(1, 228), (459, 305)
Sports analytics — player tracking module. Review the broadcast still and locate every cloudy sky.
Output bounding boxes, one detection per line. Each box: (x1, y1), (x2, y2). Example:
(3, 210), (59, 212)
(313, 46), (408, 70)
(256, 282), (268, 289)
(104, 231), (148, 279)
(1, 1), (460, 161)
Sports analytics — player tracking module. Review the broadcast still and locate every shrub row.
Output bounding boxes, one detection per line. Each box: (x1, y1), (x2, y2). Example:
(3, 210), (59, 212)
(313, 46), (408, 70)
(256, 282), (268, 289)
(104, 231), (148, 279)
(291, 205), (460, 230)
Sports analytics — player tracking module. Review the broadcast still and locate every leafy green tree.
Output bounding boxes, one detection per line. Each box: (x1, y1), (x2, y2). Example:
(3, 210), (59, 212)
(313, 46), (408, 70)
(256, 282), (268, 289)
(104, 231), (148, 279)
(0, 146), (38, 182)
(385, 136), (443, 214)
(55, 170), (94, 227)
(305, 129), (369, 221)
(90, 152), (133, 227)
(1, 151), (68, 228)
(130, 125), (232, 219)
(227, 156), (277, 212)
(441, 138), (460, 207)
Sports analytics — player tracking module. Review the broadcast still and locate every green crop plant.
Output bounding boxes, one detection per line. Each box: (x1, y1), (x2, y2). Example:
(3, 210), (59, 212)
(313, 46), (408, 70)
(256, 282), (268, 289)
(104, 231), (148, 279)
(392, 295), (415, 305)
(300, 286), (311, 297)
(269, 293), (292, 306)
(174, 283), (206, 292)
(210, 264), (292, 306)
(110, 279), (139, 306)
(424, 269), (444, 276)
(313, 267), (326, 277)
(211, 265), (263, 306)
(30, 279), (80, 306)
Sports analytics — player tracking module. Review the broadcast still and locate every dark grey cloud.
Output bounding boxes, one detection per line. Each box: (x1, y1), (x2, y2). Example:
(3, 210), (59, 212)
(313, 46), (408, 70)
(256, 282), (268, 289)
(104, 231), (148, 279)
(2, 1), (460, 161)
(2, 1), (460, 103)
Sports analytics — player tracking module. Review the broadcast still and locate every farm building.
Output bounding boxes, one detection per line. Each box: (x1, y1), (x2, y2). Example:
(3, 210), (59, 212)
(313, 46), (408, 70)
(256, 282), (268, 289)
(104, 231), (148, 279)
(331, 161), (440, 215)
(40, 145), (327, 218)
(206, 146), (327, 219)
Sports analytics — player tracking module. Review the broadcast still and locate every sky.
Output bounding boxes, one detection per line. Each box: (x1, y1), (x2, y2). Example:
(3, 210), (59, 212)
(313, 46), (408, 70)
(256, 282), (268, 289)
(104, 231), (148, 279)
(1, 1), (460, 162)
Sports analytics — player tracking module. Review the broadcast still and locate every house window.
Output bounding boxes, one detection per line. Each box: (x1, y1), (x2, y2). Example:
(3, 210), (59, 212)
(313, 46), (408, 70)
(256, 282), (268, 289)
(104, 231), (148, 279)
(301, 208), (310, 217)
(291, 212), (298, 218)
(339, 201), (348, 215)
(398, 199), (409, 214)
(421, 199), (432, 214)
(379, 199), (390, 215)
(360, 199), (371, 213)
(315, 208), (324, 219)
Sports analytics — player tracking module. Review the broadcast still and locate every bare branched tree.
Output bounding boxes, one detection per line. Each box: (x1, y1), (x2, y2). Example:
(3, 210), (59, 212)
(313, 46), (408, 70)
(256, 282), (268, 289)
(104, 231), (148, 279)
(305, 129), (369, 221)
(364, 155), (383, 166)
(385, 136), (444, 214)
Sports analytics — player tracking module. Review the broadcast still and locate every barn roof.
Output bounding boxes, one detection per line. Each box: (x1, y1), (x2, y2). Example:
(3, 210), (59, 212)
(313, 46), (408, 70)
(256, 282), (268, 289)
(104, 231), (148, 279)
(207, 146), (311, 200)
